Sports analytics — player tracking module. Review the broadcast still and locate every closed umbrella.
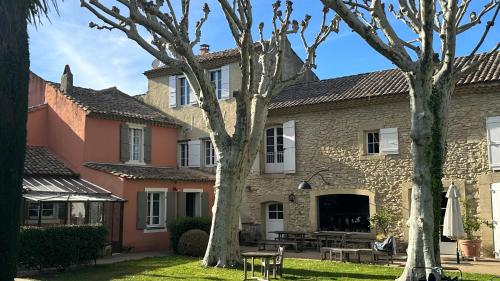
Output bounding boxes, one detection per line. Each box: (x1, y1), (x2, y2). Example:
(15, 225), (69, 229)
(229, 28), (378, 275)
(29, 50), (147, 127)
(442, 182), (465, 264)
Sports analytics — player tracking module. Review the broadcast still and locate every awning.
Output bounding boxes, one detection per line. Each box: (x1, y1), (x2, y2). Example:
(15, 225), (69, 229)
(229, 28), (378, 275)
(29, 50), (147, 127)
(23, 176), (124, 202)
(23, 193), (123, 202)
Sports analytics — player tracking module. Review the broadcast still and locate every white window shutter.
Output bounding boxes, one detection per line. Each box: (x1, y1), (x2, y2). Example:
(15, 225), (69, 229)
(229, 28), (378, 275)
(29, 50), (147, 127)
(168, 76), (177, 107)
(220, 65), (230, 100)
(487, 117), (500, 170)
(251, 153), (260, 175)
(189, 81), (197, 105)
(283, 120), (296, 174)
(188, 140), (201, 167)
(380, 128), (399, 154)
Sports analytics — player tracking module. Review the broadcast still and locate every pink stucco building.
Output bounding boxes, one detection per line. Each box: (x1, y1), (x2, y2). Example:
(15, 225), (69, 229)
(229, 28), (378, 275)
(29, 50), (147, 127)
(24, 66), (215, 252)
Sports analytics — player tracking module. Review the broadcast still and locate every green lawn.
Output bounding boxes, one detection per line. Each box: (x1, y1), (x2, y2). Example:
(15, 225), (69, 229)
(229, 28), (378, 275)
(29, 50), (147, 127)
(27, 256), (494, 281)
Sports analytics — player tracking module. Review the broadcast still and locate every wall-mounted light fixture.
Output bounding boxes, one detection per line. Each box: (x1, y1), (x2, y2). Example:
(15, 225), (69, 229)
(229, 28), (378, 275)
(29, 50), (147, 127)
(298, 167), (331, 190)
(288, 193), (296, 202)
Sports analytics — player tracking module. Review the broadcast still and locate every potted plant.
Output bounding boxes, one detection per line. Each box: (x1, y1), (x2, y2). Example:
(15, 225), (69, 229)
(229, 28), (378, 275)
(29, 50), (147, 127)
(370, 207), (398, 240)
(459, 198), (492, 260)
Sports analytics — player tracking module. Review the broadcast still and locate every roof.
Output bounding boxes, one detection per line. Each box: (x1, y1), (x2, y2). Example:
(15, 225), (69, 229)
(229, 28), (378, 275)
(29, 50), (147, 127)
(24, 146), (77, 177)
(84, 162), (216, 182)
(23, 177), (124, 202)
(144, 48), (240, 77)
(270, 51), (500, 110)
(48, 83), (178, 127)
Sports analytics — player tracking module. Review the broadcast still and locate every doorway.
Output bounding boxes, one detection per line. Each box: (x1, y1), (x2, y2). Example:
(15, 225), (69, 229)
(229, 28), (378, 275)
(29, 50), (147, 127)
(265, 202), (284, 240)
(492, 183), (500, 258)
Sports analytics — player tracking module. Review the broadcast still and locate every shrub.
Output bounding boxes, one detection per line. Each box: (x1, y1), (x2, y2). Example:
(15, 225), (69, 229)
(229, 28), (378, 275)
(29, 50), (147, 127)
(18, 225), (107, 270)
(177, 229), (209, 257)
(168, 216), (211, 253)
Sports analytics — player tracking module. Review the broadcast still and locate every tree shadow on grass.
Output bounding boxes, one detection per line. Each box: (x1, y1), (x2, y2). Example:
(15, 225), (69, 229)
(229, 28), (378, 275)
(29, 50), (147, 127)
(283, 267), (399, 280)
(29, 256), (197, 281)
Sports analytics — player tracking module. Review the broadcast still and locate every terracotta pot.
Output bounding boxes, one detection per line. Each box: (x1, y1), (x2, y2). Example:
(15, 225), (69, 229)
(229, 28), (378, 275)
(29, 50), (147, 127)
(458, 239), (482, 258)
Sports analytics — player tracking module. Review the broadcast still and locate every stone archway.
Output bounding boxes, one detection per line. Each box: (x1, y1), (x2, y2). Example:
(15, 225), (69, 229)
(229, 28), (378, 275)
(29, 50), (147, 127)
(256, 195), (289, 239)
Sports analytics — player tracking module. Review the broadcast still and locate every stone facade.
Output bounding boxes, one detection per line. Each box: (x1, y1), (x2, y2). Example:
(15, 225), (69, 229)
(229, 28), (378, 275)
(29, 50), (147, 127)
(140, 44), (316, 144)
(243, 85), (500, 257)
(139, 46), (500, 257)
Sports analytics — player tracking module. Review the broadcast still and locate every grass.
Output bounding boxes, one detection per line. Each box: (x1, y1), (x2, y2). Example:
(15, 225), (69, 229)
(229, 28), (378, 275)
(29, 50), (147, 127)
(26, 256), (494, 281)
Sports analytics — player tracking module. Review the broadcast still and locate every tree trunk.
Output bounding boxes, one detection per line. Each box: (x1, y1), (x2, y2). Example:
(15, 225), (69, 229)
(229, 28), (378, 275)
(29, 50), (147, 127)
(429, 80), (456, 265)
(202, 151), (249, 267)
(0, 1), (30, 279)
(398, 75), (437, 281)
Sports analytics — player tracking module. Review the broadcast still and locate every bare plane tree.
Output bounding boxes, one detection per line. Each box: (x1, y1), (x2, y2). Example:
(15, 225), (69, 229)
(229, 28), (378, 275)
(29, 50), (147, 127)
(321, 0), (499, 279)
(80, 0), (338, 267)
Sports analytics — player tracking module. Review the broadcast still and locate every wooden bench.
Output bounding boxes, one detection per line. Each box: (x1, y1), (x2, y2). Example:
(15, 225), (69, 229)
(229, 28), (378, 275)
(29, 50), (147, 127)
(320, 247), (374, 263)
(258, 240), (300, 252)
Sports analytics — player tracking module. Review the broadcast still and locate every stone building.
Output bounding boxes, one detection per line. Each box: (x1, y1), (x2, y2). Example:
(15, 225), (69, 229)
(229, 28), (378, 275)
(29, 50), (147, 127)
(139, 47), (500, 257)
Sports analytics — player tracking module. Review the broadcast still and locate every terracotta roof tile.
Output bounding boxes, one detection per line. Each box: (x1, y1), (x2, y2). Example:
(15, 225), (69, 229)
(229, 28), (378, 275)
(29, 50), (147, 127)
(48, 83), (178, 127)
(84, 162), (215, 182)
(144, 48), (240, 77)
(270, 51), (500, 110)
(24, 146), (77, 177)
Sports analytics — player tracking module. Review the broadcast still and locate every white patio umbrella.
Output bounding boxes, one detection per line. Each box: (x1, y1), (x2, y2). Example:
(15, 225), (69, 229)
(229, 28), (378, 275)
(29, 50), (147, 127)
(442, 182), (465, 264)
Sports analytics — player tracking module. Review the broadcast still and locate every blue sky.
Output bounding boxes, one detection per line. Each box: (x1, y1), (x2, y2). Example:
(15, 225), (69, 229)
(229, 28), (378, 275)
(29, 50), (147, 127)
(29, 0), (499, 96)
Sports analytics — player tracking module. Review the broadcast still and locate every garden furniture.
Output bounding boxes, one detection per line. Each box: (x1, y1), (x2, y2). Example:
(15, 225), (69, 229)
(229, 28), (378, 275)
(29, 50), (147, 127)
(261, 246), (285, 279)
(320, 247), (374, 263)
(258, 240), (299, 252)
(242, 251), (279, 281)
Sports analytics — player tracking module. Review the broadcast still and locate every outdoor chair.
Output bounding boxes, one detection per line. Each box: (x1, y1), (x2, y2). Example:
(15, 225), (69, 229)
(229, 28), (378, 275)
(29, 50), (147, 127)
(373, 236), (395, 264)
(261, 246), (285, 278)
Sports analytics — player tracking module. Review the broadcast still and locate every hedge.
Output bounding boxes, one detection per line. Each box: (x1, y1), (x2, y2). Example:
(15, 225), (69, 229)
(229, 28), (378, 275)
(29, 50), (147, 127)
(18, 225), (107, 270)
(168, 216), (211, 253)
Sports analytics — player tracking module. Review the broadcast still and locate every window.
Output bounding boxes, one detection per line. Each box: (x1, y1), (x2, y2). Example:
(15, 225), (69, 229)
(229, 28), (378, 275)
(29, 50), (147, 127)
(268, 203), (283, 219)
(147, 192), (162, 227)
(180, 77), (190, 105)
(265, 127), (284, 164)
(204, 140), (216, 167)
(210, 69), (222, 99)
(185, 192), (202, 217)
(129, 127), (144, 162)
(28, 202), (56, 219)
(179, 142), (189, 167)
(366, 131), (380, 154)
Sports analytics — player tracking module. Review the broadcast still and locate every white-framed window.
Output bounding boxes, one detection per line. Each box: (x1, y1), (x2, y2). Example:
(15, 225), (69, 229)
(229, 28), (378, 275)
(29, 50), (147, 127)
(265, 126), (284, 173)
(146, 191), (164, 228)
(129, 126), (144, 162)
(210, 69), (222, 100)
(27, 202), (56, 219)
(180, 77), (190, 105)
(267, 203), (283, 219)
(204, 140), (216, 167)
(179, 142), (189, 167)
(366, 131), (380, 155)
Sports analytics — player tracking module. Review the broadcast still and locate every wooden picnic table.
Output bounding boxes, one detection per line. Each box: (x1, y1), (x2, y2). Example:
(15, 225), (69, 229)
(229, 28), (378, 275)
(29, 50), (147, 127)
(269, 230), (308, 241)
(241, 251), (279, 281)
(313, 231), (376, 251)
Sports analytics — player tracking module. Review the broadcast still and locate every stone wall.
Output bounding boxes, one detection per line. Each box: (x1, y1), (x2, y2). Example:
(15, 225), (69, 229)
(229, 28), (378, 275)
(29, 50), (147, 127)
(243, 86), (500, 256)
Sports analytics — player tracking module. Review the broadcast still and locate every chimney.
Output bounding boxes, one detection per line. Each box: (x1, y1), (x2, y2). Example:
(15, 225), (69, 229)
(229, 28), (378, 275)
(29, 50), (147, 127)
(199, 44), (210, 55)
(60, 65), (73, 93)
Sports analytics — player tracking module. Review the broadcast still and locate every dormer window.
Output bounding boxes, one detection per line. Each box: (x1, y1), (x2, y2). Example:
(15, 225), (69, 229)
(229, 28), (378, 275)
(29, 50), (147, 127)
(180, 77), (190, 105)
(210, 69), (222, 100)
